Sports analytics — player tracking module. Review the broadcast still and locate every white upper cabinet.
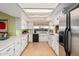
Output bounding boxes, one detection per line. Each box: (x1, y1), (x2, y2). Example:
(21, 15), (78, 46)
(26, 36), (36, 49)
(21, 14), (28, 29)
(27, 22), (33, 29)
(16, 18), (27, 29)
(16, 13), (31, 29)
(21, 19), (27, 29)
(16, 18), (21, 29)
(16, 18), (33, 29)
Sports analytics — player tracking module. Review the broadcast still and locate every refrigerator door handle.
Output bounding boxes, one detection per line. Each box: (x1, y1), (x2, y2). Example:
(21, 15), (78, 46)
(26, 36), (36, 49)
(64, 28), (69, 56)
(64, 27), (72, 56)
(67, 29), (72, 56)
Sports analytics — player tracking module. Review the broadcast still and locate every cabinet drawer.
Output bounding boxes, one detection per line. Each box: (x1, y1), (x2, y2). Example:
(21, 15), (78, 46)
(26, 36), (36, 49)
(0, 44), (15, 56)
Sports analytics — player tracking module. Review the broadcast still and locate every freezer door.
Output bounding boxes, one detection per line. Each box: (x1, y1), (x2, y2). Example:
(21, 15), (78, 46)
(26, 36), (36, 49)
(70, 7), (79, 56)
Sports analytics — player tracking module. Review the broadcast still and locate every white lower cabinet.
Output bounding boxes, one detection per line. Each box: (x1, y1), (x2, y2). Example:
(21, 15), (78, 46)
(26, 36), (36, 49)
(14, 39), (22, 56)
(15, 35), (28, 56)
(0, 44), (15, 56)
(39, 34), (48, 42)
(48, 35), (54, 47)
(52, 34), (59, 56)
(48, 39), (52, 47)
(21, 35), (27, 51)
(0, 35), (28, 56)
(48, 34), (59, 56)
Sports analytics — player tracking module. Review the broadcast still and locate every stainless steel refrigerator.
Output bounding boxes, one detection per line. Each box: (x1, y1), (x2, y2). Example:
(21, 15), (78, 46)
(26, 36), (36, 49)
(59, 4), (79, 56)
(70, 7), (79, 56)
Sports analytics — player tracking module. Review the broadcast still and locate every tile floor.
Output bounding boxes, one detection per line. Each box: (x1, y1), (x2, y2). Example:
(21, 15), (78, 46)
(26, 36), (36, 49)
(21, 42), (56, 56)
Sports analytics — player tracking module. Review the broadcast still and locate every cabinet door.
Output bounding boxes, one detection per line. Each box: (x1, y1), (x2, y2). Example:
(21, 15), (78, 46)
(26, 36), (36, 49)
(21, 19), (27, 29)
(16, 19), (21, 29)
(53, 34), (59, 55)
(0, 44), (15, 56)
(27, 22), (33, 29)
(21, 35), (27, 50)
(14, 39), (22, 56)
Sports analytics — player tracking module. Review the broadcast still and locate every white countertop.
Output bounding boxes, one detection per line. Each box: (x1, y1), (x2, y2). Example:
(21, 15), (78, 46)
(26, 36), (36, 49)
(39, 34), (49, 35)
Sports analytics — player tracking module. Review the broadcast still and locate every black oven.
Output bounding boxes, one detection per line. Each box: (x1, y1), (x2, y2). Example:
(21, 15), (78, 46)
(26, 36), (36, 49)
(59, 31), (64, 46)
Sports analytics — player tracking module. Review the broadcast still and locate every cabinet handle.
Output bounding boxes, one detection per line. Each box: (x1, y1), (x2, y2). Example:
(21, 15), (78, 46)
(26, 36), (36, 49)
(7, 48), (11, 52)
(13, 48), (15, 56)
(13, 48), (15, 51)
(9, 55), (11, 56)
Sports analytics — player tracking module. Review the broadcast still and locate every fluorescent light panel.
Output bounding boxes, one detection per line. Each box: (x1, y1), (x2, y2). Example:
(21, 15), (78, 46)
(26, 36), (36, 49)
(34, 26), (48, 29)
(29, 15), (48, 17)
(24, 9), (53, 13)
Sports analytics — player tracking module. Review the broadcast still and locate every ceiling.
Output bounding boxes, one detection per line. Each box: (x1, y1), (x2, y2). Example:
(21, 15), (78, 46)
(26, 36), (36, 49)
(18, 3), (58, 18)
(0, 3), (24, 17)
(18, 3), (59, 25)
(0, 3), (75, 26)
(18, 3), (58, 9)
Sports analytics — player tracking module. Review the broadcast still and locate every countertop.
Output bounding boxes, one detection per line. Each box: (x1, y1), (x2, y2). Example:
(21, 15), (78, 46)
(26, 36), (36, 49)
(39, 34), (49, 35)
